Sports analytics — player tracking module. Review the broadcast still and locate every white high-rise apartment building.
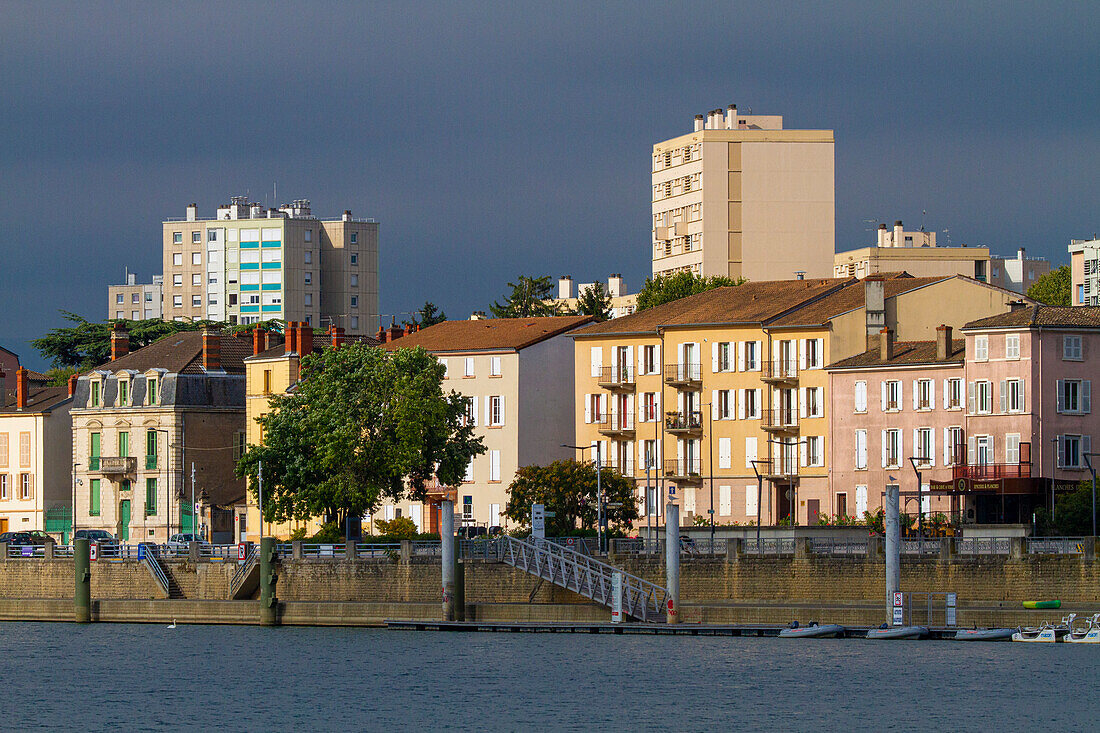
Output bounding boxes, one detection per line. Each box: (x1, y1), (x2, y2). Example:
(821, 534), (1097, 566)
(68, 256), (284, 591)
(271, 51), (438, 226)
(652, 104), (835, 281)
(162, 198), (379, 334)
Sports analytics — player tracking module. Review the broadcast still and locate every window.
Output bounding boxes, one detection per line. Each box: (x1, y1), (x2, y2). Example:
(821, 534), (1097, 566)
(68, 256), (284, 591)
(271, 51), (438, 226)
(192, 231), (201, 243)
(19, 473), (32, 500)
(0, 434), (6, 468)
(116, 293), (124, 304)
(118, 380), (129, 406)
(0, 474), (6, 500)
(642, 345), (657, 375)
(192, 274), (202, 286)
(303, 229), (312, 243)
(146, 429), (158, 469)
(192, 252), (202, 265)
(116, 311), (124, 319)
(130, 292), (139, 304)
(263, 370), (272, 395)
(350, 317), (359, 329)
(744, 437), (758, 468)
(854, 381), (867, 413)
(304, 272), (312, 285)
(173, 274), (183, 286)
(745, 485), (758, 517)
(208, 230), (218, 242)
(18, 433), (30, 467)
(1058, 435), (1087, 469)
(716, 390), (733, 419)
(804, 387), (822, 418)
(304, 294), (312, 307)
(350, 253), (358, 266)
(915, 428), (934, 466)
(1063, 336), (1083, 361)
(804, 339), (822, 369)
(463, 459), (474, 482)
(118, 431), (130, 458)
(743, 341), (759, 371)
(90, 479), (101, 516)
(641, 393), (658, 422)
(304, 251), (312, 264)
(488, 396), (504, 426)
(883, 380), (901, 411)
(804, 436), (823, 467)
(915, 379), (933, 410)
(945, 427), (964, 465)
(1005, 334), (1020, 360)
(233, 432), (246, 461)
(463, 397), (477, 427)
(145, 478), (157, 516)
(1057, 379), (1090, 414)
(145, 292), (153, 302)
(883, 429), (902, 468)
(946, 378), (963, 409)
(971, 380), (993, 414)
(1005, 379), (1024, 413)
(173, 232), (182, 244)
(192, 296), (202, 307)
(350, 274), (359, 287)
(489, 356), (501, 376)
(464, 358), (475, 377)
(974, 336), (989, 362)
(718, 437), (731, 469)
(742, 389), (760, 419)
(855, 430), (867, 470)
(642, 440), (658, 471)
(351, 232), (358, 244)
(1005, 434), (1021, 465)
(715, 342), (732, 372)
(489, 451), (501, 482)
(229, 294), (237, 306)
(90, 381), (101, 407)
(350, 296), (358, 308)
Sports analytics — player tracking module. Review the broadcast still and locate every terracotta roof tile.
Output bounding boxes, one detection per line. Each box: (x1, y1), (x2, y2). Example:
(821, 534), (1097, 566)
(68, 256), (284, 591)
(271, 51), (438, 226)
(0, 385), (71, 414)
(828, 339), (966, 369)
(90, 330), (247, 375)
(963, 306), (1100, 330)
(246, 333), (381, 361)
(384, 316), (594, 352)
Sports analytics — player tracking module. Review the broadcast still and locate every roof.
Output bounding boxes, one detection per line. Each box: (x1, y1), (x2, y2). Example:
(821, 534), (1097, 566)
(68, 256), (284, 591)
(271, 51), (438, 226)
(90, 331), (250, 375)
(767, 276), (953, 327)
(828, 339), (966, 370)
(383, 316), (594, 352)
(245, 333), (381, 362)
(571, 279), (851, 336)
(963, 306), (1100, 331)
(0, 385), (71, 414)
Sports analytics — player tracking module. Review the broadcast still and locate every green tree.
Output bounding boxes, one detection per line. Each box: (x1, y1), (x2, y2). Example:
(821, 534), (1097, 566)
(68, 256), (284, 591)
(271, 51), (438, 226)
(635, 272), (746, 311)
(32, 312), (219, 370)
(504, 459), (639, 535)
(236, 342), (484, 529)
(415, 301), (447, 328)
(43, 366), (77, 387)
(1026, 265), (1071, 306)
(573, 281), (612, 322)
(375, 516), (418, 539)
(490, 275), (560, 318)
(1035, 480), (1099, 536)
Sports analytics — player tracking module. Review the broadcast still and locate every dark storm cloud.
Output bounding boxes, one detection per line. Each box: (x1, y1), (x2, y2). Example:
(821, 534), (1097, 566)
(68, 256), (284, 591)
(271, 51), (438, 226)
(1, 1), (1096, 368)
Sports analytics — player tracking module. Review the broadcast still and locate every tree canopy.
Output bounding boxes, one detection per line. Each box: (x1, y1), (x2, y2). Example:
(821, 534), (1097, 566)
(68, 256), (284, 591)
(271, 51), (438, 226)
(415, 301), (447, 328)
(504, 459), (639, 535)
(1036, 480), (1099, 536)
(32, 312), (222, 370)
(1026, 265), (1071, 306)
(490, 275), (560, 318)
(635, 271), (745, 311)
(236, 342), (484, 528)
(573, 281), (612, 322)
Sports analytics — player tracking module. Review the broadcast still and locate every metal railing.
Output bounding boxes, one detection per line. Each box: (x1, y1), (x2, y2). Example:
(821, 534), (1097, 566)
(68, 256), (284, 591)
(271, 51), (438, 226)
(761, 408), (798, 431)
(596, 365), (635, 388)
(142, 546), (171, 596)
(901, 538), (942, 555)
(1028, 537), (1087, 555)
(955, 537), (1012, 555)
(230, 545), (259, 593)
(411, 540), (442, 557)
(759, 457), (799, 478)
(952, 463), (1033, 479)
(664, 411), (703, 432)
(662, 458), (702, 479)
(743, 538), (796, 555)
(596, 411), (635, 434)
(810, 538), (868, 556)
(662, 363), (701, 384)
(761, 360), (798, 381)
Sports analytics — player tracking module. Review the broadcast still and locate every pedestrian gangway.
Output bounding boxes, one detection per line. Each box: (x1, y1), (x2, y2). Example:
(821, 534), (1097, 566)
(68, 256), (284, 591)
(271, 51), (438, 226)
(497, 535), (669, 622)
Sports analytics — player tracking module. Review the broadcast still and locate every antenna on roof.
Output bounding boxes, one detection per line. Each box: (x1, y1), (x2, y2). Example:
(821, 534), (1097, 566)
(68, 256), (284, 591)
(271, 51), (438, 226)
(920, 210), (927, 232)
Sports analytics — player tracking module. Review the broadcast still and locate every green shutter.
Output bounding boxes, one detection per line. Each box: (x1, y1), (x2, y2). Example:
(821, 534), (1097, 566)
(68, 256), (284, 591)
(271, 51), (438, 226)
(146, 430), (157, 469)
(89, 433), (101, 471)
(90, 479), (101, 516)
(119, 380), (128, 405)
(119, 431), (129, 458)
(145, 478), (157, 515)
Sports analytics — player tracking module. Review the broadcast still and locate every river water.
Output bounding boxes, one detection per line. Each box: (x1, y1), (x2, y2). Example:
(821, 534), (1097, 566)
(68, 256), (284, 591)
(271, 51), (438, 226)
(1, 622), (1095, 731)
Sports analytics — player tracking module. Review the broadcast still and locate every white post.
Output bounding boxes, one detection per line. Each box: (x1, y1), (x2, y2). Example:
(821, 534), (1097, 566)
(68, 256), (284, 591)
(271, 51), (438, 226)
(191, 462), (196, 541)
(257, 460), (263, 541)
(441, 499), (455, 621)
(665, 501), (680, 624)
(885, 484), (901, 622)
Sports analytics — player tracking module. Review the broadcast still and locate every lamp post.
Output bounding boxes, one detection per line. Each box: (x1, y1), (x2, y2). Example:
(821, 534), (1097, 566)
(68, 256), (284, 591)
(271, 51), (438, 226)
(908, 456), (924, 538)
(1051, 436), (1059, 524)
(71, 462), (81, 544)
(767, 437), (807, 525)
(1084, 452), (1098, 539)
(750, 459), (768, 548)
(563, 443), (604, 554)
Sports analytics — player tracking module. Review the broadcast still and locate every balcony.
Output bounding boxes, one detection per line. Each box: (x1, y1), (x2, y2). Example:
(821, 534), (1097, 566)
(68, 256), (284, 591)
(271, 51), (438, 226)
(952, 462), (1032, 481)
(596, 365), (635, 391)
(663, 458), (703, 483)
(596, 410), (635, 438)
(760, 458), (800, 481)
(761, 360), (798, 384)
(761, 408), (799, 433)
(606, 460), (635, 478)
(663, 363), (701, 388)
(95, 457), (136, 474)
(665, 411), (703, 435)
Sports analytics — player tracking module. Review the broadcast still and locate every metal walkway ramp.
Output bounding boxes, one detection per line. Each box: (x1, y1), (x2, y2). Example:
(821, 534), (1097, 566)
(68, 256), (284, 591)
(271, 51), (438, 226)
(497, 536), (669, 622)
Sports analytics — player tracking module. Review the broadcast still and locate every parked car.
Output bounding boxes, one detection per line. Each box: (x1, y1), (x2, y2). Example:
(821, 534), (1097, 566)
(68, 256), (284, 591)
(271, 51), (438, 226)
(74, 529), (117, 544)
(25, 530), (54, 545)
(167, 533), (208, 548)
(0, 531), (34, 545)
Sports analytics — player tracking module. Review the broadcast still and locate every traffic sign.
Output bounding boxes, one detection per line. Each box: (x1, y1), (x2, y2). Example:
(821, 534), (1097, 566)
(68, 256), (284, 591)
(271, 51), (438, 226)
(89, 543), (98, 562)
(892, 607), (904, 626)
(237, 543), (246, 561)
(893, 592), (903, 607)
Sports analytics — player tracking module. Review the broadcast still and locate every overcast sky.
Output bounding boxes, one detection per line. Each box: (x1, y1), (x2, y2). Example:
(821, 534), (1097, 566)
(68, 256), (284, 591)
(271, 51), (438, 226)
(1, 1), (1096, 369)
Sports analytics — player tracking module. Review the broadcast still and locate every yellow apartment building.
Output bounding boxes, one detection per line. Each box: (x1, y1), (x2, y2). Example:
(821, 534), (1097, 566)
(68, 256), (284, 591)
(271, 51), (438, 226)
(571, 274), (1032, 526)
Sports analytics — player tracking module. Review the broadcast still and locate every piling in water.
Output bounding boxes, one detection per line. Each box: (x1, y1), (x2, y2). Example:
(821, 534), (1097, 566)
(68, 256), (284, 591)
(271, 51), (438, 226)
(74, 539), (91, 623)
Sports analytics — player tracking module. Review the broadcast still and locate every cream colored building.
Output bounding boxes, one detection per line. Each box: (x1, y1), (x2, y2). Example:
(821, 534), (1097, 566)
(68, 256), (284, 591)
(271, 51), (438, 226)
(107, 272), (163, 321)
(374, 316), (591, 532)
(571, 274), (1032, 527)
(1069, 238), (1100, 306)
(651, 104), (835, 282)
(0, 369), (72, 537)
(834, 221), (991, 282)
(162, 198), (378, 334)
(989, 248), (1050, 295)
(551, 275), (638, 319)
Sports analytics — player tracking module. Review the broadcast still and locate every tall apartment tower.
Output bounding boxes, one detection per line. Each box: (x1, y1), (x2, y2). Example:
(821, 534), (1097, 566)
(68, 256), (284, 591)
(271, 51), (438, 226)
(651, 105), (835, 281)
(162, 198), (379, 334)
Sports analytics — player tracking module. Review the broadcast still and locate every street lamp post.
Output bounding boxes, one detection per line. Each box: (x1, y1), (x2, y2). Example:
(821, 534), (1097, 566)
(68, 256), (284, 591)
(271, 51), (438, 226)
(750, 459), (767, 548)
(71, 462), (81, 544)
(908, 457), (924, 538)
(563, 443), (604, 554)
(1084, 452), (1098, 539)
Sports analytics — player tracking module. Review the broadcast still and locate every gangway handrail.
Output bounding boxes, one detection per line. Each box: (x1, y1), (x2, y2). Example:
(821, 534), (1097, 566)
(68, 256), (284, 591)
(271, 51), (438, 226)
(230, 545), (259, 593)
(142, 545), (171, 596)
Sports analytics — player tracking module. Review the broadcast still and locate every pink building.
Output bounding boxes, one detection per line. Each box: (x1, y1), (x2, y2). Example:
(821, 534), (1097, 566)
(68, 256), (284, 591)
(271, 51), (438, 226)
(828, 306), (1100, 526)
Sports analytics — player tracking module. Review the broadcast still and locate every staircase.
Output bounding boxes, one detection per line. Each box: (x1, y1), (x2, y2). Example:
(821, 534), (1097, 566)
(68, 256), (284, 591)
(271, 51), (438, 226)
(230, 545), (260, 600)
(497, 536), (669, 622)
(142, 547), (184, 599)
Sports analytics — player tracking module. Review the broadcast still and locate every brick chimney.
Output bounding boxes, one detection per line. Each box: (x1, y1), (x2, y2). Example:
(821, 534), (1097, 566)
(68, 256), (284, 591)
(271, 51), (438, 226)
(68, 374), (78, 397)
(864, 276), (886, 350)
(202, 328), (221, 371)
(879, 328), (894, 362)
(252, 327), (266, 356)
(110, 323), (130, 361)
(404, 323), (415, 336)
(375, 325), (386, 342)
(329, 326), (346, 349)
(936, 324), (952, 361)
(285, 321), (299, 355)
(299, 323), (314, 356)
(15, 367), (28, 410)
(386, 320), (404, 343)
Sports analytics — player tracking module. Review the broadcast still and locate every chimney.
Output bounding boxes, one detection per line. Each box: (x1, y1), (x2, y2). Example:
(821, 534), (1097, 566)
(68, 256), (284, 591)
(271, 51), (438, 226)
(404, 323), (415, 336)
(202, 328), (221, 371)
(1009, 300), (1027, 312)
(186, 203), (197, 222)
(15, 367), (28, 410)
(725, 103), (737, 129)
(387, 323), (404, 343)
(607, 274), (625, 298)
(376, 325), (386, 342)
(894, 220), (904, 247)
(68, 374), (78, 397)
(342, 210), (352, 222)
(936, 325), (952, 361)
(877, 222), (888, 247)
(252, 327), (266, 356)
(330, 326), (346, 349)
(864, 276), (886, 349)
(298, 324), (314, 357)
(110, 323), (129, 361)
(693, 114), (705, 132)
(285, 321), (299, 355)
(879, 328), (894, 362)
(1018, 247), (1026, 261)
(558, 276), (574, 300)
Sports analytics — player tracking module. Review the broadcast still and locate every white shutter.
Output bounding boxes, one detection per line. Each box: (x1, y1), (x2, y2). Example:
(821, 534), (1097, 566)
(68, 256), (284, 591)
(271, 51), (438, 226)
(732, 390), (739, 420)
(711, 342), (719, 373)
(943, 380), (949, 409)
(490, 450), (501, 482)
(799, 388), (807, 419)
(1020, 380), (1026, 412)
(655, 391), (661, 416)
(590, 347), (602, 378)
(913, 381), (920, 410)
(856, 486), (868, 517)
(856, 430), (867, 470)
(737, 342), (745, 371)
(655, 344), (662, 372)
(754, 389), (762, 418)
(637, 346), (646, 375)
(745, 437), (757, 467)
(754, 341), (762, 370)
(584, 395), (592, 424)
(719, 438), (731, 469)
(1056, 380), (1065, 413)
(737, 390), (746, 420)
(943, 429), (950, 465)
(1084, 381), (1092, 413)
(800, 441), (808, 467)
(471, 396), (478, 426)
(929, 379), (936, 409)
(499, 396), (506, 426)
(625, 346), (634, 379)
(719, 485), (732, 516)
(881, 431), (888, 468)
(967, 436), (976, 465)
(799, 340), (807, 371)
(815, 339), (824, 369)
(1084, 436), (1092, 464)
(690, 342), (700, 378)
(968, 382), (977, 413)
(881, 382), (888, 412)
(485, 396), (491, 424)
(1000, 380), (1007, 413)
(913, 429), (920, 462)
(712, 390), (719, 420)
(746, 485), (758, 517)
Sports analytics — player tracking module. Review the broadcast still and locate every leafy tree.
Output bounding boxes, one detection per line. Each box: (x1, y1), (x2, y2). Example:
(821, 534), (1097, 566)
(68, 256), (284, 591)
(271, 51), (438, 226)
(236, 342), (484, 529)
(635, 271), (746, 311)
(504, 459), (639, 535)
(43, 366), (77, 387)
(1026, 265), (1071, 306)
(375, 516), (419, 539)
(1035, 480), (1099, 536)
(573, 281), (612, 322)
(415, 301), (447, 328)
(490, 275), (560, 318)
(33, 312), (221, 370)
(225, 319), (284, 336)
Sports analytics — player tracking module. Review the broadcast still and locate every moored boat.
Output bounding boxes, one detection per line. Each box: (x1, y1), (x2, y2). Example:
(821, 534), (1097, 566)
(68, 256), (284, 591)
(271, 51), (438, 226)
(953, 628), (1015, 641)
(1011, 622), (1068, 643)
(1064, 614), (1100, 644)
(778, 623), (845, 638)
(866, 625), (928, 640)
(1022, 600), (1061, 609)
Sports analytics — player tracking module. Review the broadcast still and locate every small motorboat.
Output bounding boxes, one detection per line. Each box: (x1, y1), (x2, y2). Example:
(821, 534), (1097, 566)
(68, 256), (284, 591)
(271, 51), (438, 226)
(952, 628), (1016, 641)
(778, 622), (845, 638)
(1064, 614), (1100, 644)
(1012, 617), (1070, 643)
(866, 625), (929, 640)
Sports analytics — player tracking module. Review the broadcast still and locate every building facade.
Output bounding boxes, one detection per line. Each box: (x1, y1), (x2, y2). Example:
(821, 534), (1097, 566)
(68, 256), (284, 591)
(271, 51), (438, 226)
(70, 326), (248, 543)
(1069, 238), (1100, 306)
(834, 221), (991, 283)
(651, 105), (834, 282)
(0, 369), (73, 537)
(162, 198), (379, 333)
(551, 275), (638, 320)
(107, 271), (164, 321)
(989, 248), (1050, 295)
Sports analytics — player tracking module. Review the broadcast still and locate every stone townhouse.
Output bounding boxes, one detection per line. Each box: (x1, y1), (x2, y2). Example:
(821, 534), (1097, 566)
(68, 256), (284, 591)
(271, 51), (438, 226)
(70, 325), (249, 543)
(570, 273), (1032, 527)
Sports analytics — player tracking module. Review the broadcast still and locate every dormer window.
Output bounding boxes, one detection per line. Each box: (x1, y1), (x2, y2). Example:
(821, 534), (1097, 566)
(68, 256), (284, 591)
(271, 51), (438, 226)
(90, 380), (101, 408)
(147, 376), (159, 405)
(118, 379), (129, 406)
